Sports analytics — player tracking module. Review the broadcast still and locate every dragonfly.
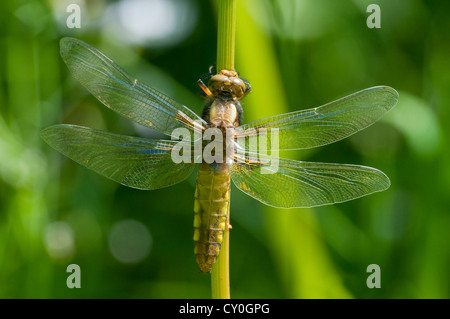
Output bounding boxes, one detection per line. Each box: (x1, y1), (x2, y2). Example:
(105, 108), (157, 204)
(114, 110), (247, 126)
(41, 37), (398, 273)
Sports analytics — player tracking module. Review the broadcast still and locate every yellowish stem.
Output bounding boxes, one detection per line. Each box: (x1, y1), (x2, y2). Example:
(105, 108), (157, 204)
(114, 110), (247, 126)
(211, 0), (236, 299)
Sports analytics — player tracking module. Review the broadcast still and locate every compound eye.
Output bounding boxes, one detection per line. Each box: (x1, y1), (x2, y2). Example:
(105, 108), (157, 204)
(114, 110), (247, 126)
(209, 74), (227, 86)
(228, 78), (245, 97)
(208, 74), (227, 92)
(232, 77), (246, 91)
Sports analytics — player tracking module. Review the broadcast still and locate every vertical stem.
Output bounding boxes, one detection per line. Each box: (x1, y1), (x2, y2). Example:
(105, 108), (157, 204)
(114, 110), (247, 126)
(210, 196), (231, 299)
(216, 0), (236, 71)
(211, 0), (236, 299)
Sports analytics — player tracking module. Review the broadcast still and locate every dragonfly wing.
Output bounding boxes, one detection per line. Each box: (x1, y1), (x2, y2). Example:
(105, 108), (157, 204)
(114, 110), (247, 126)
(41, 124), (195, 190)
(60, 37), (206, 137)
(235, 86), (398, 151)
(231, 156), (390, 208)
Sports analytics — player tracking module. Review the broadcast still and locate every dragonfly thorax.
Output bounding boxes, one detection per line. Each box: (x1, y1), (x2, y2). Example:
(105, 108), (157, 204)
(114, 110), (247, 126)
(209, 99), (240, 128)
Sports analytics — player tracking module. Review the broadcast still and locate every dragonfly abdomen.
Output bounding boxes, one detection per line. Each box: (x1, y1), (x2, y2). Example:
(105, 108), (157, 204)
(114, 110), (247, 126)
(194, 162), (231, 272)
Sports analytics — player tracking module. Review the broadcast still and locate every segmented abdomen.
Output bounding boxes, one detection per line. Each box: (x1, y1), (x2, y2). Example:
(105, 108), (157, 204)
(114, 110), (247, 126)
(193, 162), (231, 272)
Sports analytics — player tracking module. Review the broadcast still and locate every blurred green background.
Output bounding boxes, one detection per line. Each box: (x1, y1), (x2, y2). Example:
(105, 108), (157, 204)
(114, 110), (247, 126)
(0, 0), (449, 298)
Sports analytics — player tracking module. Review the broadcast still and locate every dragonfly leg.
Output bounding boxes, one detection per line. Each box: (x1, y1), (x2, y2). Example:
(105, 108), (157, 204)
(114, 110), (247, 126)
(227, 221), (232, 230)
(197, 78), (214, 98)
(240, 77), (252, 98)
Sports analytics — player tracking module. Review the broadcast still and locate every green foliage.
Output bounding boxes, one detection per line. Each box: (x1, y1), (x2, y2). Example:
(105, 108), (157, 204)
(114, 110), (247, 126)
(0, 0), (448, 298)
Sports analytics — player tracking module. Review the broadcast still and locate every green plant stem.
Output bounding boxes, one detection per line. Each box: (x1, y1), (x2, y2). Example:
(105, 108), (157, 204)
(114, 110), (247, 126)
(211, 0), (236, 300)
(216, 0), (236, 71)
(210, 208), (230, 299)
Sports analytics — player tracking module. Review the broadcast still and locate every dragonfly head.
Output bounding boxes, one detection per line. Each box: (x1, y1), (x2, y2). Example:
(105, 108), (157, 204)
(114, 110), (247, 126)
(208, 70), (248, 100)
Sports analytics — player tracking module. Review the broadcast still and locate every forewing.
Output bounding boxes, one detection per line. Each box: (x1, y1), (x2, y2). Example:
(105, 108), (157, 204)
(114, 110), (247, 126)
(231, 156), (390, 208)
(235, 86), (398, 151)
(60, 37), (206, 137)
(41, 124), (195, 190)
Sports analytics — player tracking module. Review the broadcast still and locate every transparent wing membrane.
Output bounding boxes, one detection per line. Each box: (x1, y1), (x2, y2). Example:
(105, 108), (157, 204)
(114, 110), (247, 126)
(236, 86), (398, 151)
(41, 124), (195, 190)
(60, 37), (206, 137)
(231, 155), (390, 208)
